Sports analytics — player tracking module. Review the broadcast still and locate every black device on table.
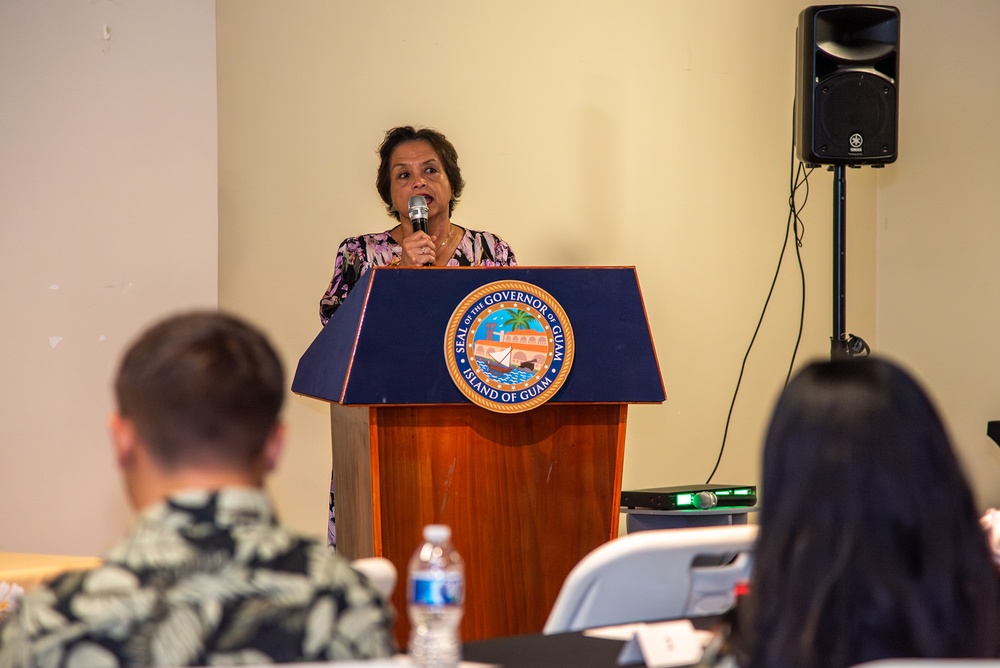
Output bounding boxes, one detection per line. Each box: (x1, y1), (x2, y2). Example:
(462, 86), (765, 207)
(463, 615), (726, 668)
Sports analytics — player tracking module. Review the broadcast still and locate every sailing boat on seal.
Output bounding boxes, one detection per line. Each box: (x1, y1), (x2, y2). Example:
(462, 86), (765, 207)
(486, 346), (512, 373)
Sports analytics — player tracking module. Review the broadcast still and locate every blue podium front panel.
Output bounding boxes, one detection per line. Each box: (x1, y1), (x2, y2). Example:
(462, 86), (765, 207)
(292, 266), (665, 406)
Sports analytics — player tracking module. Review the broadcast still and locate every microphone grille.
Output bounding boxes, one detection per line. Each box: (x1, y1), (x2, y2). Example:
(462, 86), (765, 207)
(408, 195), (427, 211)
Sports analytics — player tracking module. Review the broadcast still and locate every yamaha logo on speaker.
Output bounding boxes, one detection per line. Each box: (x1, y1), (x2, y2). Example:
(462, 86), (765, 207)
(849, 133), (863, 153)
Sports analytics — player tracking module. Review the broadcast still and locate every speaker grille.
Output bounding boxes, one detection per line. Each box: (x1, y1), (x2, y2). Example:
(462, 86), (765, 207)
(814, 72), (895, 160)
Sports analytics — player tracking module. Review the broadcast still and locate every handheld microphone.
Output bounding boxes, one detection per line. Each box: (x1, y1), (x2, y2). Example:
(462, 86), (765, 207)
(407, 195), (429, 233)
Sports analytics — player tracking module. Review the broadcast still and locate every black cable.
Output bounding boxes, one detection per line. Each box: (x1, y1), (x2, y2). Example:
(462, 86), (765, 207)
(705, 106), (813, 485)
(786, 161), (812, 381)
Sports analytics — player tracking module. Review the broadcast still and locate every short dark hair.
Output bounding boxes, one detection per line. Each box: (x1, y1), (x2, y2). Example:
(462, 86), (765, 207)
(114, 311), (285, 469)
(375, 125), (465, 220)
(740, 357), (1000, 667)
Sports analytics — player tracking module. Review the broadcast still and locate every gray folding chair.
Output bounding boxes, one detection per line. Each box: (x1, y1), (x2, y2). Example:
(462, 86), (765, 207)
(543, 525), (757, 634)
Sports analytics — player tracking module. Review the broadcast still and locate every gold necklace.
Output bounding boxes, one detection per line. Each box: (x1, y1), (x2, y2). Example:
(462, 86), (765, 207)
(437, 225), (455, 250)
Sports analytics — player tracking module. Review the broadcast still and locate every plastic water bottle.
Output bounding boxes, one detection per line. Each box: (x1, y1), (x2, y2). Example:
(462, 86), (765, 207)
(408, 524), (465, 668)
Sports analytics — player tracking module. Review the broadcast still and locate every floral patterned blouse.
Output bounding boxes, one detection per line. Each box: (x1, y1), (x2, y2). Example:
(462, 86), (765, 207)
(0, 488), (396, 667)
(319, 226), (517, 325)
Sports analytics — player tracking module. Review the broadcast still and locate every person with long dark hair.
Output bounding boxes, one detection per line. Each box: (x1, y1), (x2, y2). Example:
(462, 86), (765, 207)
(716, 357), (1000, 668)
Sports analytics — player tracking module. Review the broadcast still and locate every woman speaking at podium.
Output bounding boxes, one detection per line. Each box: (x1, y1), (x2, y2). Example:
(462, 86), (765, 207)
(319, 125), (517, 325)
(318, 125), (517, 548)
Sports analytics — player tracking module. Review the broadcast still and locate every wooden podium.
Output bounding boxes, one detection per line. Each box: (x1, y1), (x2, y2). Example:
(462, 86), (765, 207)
(292, 266), (664, 645)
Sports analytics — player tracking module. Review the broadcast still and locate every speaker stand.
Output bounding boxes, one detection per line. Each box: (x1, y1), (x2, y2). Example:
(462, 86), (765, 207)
(831, 164), (850, 360)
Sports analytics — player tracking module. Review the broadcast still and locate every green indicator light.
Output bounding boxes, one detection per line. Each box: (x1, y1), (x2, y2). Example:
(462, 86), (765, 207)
(717, 489), (732, 496)
(734, 488), (751, 495)
(675, 493), (694, 507)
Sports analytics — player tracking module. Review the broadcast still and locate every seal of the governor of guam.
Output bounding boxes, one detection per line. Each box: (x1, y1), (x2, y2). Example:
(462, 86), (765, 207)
(444, 280), (575, 413)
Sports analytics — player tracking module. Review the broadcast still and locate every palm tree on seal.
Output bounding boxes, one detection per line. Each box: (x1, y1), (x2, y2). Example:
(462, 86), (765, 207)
(502, 309), (539, 331)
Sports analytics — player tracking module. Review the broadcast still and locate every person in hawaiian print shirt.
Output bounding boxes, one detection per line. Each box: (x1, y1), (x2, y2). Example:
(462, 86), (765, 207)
(319, 125), (518, 550)
(0, 312), (396, 667)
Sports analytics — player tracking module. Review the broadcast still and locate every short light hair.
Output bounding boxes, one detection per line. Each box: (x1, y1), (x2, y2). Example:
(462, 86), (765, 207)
(114, 311), (285, 469)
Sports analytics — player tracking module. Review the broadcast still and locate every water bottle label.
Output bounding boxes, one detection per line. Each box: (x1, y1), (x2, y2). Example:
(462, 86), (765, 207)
(409, 573), (463, 606)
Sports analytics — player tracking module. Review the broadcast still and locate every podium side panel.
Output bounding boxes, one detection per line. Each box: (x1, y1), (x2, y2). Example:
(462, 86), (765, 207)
(610, 404), (628, 540)
(372, 403), (624, 644)
(292, 270), (374, 403)
(329, 404), (375, 560)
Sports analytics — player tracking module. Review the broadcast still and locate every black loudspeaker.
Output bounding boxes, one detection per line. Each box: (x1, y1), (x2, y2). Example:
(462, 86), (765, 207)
(795, 5), (900, 166)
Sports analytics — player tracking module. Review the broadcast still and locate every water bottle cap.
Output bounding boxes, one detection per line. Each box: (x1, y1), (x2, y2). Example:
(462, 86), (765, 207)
(423, 524), (451, 543)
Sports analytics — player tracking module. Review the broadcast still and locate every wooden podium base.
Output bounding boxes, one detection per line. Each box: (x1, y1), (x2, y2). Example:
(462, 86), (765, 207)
(331, 402), (626, 646)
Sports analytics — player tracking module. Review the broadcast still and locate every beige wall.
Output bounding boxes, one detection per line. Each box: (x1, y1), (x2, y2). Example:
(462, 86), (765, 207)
(0, 1), (218, 555)
(7, 1), (998, 557)
(877, 1), (1000, 508)
(217, 0), (877, 539)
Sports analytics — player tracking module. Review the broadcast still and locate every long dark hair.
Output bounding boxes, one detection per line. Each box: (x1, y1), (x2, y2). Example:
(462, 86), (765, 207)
(741, 357), (1000, 668)
(375, 125), (465, 220)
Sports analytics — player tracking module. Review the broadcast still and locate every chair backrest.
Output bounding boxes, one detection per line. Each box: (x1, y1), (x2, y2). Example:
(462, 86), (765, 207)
(543, 524), (757, 634)
(350, 557), (397, 600)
